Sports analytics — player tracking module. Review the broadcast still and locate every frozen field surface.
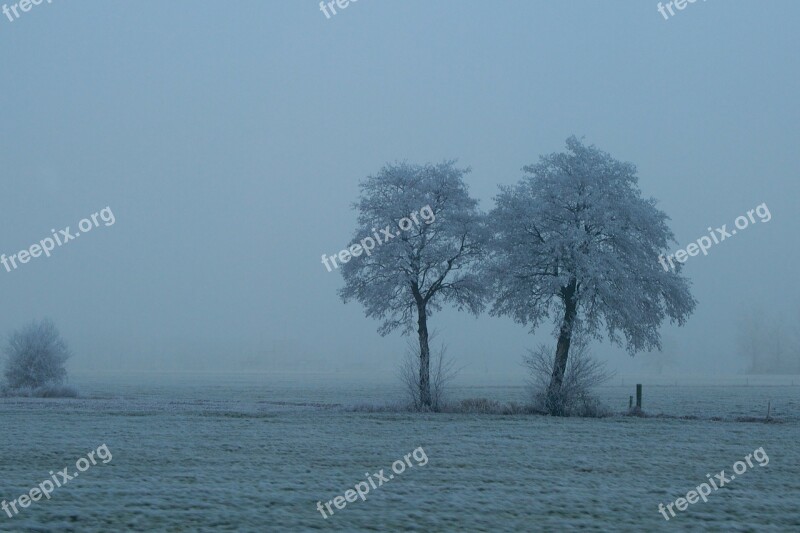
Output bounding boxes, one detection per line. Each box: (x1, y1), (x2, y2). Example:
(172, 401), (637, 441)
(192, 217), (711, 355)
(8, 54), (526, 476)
(1, 375), (798, 532)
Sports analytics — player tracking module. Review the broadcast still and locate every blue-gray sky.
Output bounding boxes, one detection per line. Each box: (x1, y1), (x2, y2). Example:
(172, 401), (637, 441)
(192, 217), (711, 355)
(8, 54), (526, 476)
(1, 0), (798, 380)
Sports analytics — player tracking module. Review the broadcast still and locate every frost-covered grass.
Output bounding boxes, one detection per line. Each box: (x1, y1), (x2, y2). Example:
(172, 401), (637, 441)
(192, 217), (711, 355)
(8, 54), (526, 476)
(0, 375), (798, 531)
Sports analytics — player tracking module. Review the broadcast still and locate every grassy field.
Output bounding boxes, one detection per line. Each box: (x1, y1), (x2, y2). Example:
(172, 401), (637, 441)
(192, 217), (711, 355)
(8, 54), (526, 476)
(1, 376), (798, 531)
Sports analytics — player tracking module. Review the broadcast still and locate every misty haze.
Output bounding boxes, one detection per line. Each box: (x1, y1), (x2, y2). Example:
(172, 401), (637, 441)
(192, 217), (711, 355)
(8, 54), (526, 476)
(1, 1), (798, 531)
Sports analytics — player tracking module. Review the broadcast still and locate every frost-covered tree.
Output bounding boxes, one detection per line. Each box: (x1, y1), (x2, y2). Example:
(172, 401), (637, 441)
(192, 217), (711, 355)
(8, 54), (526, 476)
(3, 319), (72, 391)
(487, 137), (696, 414)
(339, 161), (488, 409)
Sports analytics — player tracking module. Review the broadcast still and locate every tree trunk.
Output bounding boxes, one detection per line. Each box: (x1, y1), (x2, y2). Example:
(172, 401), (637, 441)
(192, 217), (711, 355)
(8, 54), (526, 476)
(547, 278), (578, 415)
(417, 304), (432, 409)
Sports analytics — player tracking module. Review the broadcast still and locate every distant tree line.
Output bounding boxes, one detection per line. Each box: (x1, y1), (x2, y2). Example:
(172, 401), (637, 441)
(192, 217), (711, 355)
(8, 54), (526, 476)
(739, 309), (800, 375)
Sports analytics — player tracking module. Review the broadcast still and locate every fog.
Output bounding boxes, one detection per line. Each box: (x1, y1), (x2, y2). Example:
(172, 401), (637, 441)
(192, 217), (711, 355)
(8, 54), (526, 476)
(2, 0), (798, 381)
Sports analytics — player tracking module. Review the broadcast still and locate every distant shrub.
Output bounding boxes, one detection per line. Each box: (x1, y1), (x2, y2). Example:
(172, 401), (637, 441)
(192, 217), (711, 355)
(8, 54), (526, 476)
(570, 396), (613, 418)
(2, 319), (77, 397)
(439, 398), (539, 415)
(500, 402), (539, 415)
(454, 397), (502, 414)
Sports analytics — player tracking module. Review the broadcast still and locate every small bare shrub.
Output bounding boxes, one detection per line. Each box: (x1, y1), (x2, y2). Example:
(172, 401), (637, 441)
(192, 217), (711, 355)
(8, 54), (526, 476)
(523, 339), (613, 417)
(398, 332), (458, 412)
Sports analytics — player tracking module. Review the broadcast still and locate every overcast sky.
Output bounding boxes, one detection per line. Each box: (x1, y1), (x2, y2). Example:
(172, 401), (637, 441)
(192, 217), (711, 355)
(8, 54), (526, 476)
(1, 1), (798, 381)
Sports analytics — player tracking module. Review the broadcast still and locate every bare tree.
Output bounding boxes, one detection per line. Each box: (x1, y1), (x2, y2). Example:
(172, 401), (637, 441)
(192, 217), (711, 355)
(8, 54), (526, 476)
(2, 319), (75, 396)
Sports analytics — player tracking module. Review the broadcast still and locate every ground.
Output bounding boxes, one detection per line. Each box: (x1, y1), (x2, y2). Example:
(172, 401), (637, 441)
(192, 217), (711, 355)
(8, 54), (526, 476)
(1, 375), (798, 531)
